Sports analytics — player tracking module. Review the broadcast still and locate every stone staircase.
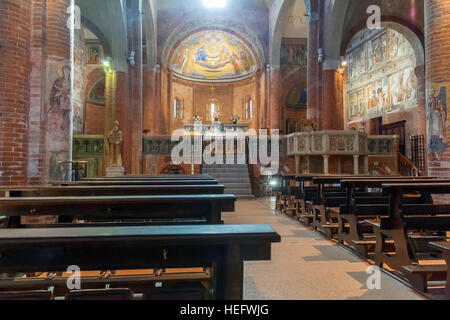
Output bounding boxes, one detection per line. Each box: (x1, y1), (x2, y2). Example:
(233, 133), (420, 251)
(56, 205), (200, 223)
(202, 164), (254, 199)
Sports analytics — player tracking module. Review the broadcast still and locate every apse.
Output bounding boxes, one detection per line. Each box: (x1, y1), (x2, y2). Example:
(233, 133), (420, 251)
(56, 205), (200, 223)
(169, 30), (258, 83)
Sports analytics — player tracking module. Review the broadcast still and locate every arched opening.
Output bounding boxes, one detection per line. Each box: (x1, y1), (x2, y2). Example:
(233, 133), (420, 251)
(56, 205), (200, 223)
(160, 165), (186, 175)
(342, 22), (425, 163)
(244, 97), (253, 120)
(162, 29), (261, 131)
(173, 98), (184, 120)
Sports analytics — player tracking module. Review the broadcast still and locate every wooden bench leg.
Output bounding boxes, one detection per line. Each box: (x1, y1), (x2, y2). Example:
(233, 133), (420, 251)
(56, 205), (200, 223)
(446, 273), (450, 300)
(354, 244), (370, 259)
(373, 227), (385, 268)
(337, 215), (345, 245)
(214, 244), (243, 300)
(408, 273), (428, 293)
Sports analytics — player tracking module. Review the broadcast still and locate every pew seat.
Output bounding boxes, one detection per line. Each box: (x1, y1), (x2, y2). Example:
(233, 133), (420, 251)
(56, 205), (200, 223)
(0, 290), (54, 300)
(429, 241), (450, 299)
(0, 224), (280, 300)
(0, 194), (236, 227)
(66, 288), (133, 300)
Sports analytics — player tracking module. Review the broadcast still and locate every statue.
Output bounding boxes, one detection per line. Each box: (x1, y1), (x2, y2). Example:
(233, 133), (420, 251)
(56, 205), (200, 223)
(213, 112), (221, 123)
(193, 114), (202, 124)
(230, 115), (240, 125)
(106, 120), (125, 177)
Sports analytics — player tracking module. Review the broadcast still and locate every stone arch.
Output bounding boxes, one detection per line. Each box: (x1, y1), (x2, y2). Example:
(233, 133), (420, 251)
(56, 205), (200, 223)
(322, 0), (351, 69)
(78, 0), (128, 72)
(269, 0), (295, 67)
(143, 0), (157, 68)
(81, 17), (112, 57)
(161, 16), (266, 70)
(160, 165), (186, 175)
(87, 78), (106, 105)
(341, 18), (425, 68)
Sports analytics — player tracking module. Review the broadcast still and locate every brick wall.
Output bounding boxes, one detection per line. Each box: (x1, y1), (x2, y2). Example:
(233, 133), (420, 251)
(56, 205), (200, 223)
(0, 0), (32, 186)
(27, 0), (47, 185)
(45, 0), (73, 182)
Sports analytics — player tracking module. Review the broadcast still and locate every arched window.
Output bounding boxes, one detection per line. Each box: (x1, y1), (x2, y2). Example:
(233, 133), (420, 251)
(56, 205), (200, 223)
(173, 98), (184, 120)
(245, 97), (253, 120)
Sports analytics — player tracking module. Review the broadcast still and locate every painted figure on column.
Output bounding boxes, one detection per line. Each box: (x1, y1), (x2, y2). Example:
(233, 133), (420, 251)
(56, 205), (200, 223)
(48, 65), (71, 136)
(427, 87), (448, 159)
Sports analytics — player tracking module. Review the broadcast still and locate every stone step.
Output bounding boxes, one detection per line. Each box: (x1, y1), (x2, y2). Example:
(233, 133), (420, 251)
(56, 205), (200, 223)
(203, 164), (253, 197)
(220, 183), (251, 189)
(207, 173), (251, 178)
(234, 194), (256, 199)
(225, 189), (254, 196)
(202, 165), (248, 169)
(217, 177), (251, 182)
(203, 167), (249, 173)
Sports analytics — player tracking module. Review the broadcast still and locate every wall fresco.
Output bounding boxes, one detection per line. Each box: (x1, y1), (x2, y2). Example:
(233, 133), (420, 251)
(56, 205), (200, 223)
(170, 30), (257, 82)
(346, 28), (417, 122)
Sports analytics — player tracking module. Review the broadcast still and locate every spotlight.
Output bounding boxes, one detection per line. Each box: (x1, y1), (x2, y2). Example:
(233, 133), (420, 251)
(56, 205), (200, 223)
(102, 57), (112, 73)
(203, 0), (227, 8)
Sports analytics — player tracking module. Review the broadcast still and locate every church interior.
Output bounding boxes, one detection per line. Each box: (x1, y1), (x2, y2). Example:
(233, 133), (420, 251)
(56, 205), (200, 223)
(1, 0), (450, 302)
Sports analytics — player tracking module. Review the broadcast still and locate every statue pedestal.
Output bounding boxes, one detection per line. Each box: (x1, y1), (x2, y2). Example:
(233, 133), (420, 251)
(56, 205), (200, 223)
(106, 165), (125, 177)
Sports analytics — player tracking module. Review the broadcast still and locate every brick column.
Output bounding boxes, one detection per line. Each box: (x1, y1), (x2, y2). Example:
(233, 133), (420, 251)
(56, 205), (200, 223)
(124, 0), (143, 174)
(45, 0), (74, 181)
(104, 69), (117, 170)
(321, 69), (344, 130)
(143, 66), (159, 135)
(425, 0), (450, 178)
(0, 0), (32, 186)
(268, 66), (281, 130)
(306, 0), (320, 123)
(27, 0), (47, 185)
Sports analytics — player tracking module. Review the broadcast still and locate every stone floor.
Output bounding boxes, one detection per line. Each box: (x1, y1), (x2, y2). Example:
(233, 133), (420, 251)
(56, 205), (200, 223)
(223, 198), (425, 300)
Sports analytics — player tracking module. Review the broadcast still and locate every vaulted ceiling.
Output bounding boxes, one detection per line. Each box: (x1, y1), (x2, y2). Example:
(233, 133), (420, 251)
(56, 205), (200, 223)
(76, 0), (309, 70)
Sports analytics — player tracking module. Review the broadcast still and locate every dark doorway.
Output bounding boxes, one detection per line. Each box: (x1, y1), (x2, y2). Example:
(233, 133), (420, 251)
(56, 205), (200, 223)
(370, 117), (383, 135)
(382, 120), (406, 155)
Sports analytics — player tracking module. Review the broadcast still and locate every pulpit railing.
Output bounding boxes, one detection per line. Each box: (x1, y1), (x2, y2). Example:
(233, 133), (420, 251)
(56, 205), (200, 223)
(398, 152), (421, 176)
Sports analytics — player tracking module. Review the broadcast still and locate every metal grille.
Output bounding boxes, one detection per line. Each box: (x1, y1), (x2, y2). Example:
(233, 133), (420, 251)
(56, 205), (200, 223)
(411, 135), (426, 173)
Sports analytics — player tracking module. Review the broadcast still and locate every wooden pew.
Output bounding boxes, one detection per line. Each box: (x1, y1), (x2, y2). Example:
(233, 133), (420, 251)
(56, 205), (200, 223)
(65, 288), (133, 300)
(338, 178), (437, 257)
(0, 224), (281, 300)
(368, 183), (450, 292)
(286, 174), (353, 225)
(52, 179), (219, 187)
(310, 176), (436, 239)
(287, 175), (316, 223)
(81, 174), (216, 181)
(429, 241), (450, 299)
(311, 176), (370, 238)
(0, 184), (225, 198)
(0, 194), (236, 228)
(0, 290), (54, 300)
(276, 175), (298, 213)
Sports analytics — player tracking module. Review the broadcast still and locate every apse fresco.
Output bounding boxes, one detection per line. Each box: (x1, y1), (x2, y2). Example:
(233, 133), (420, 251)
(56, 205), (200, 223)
(170, 31), (257, 82)
(346, 28), (417, 121)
